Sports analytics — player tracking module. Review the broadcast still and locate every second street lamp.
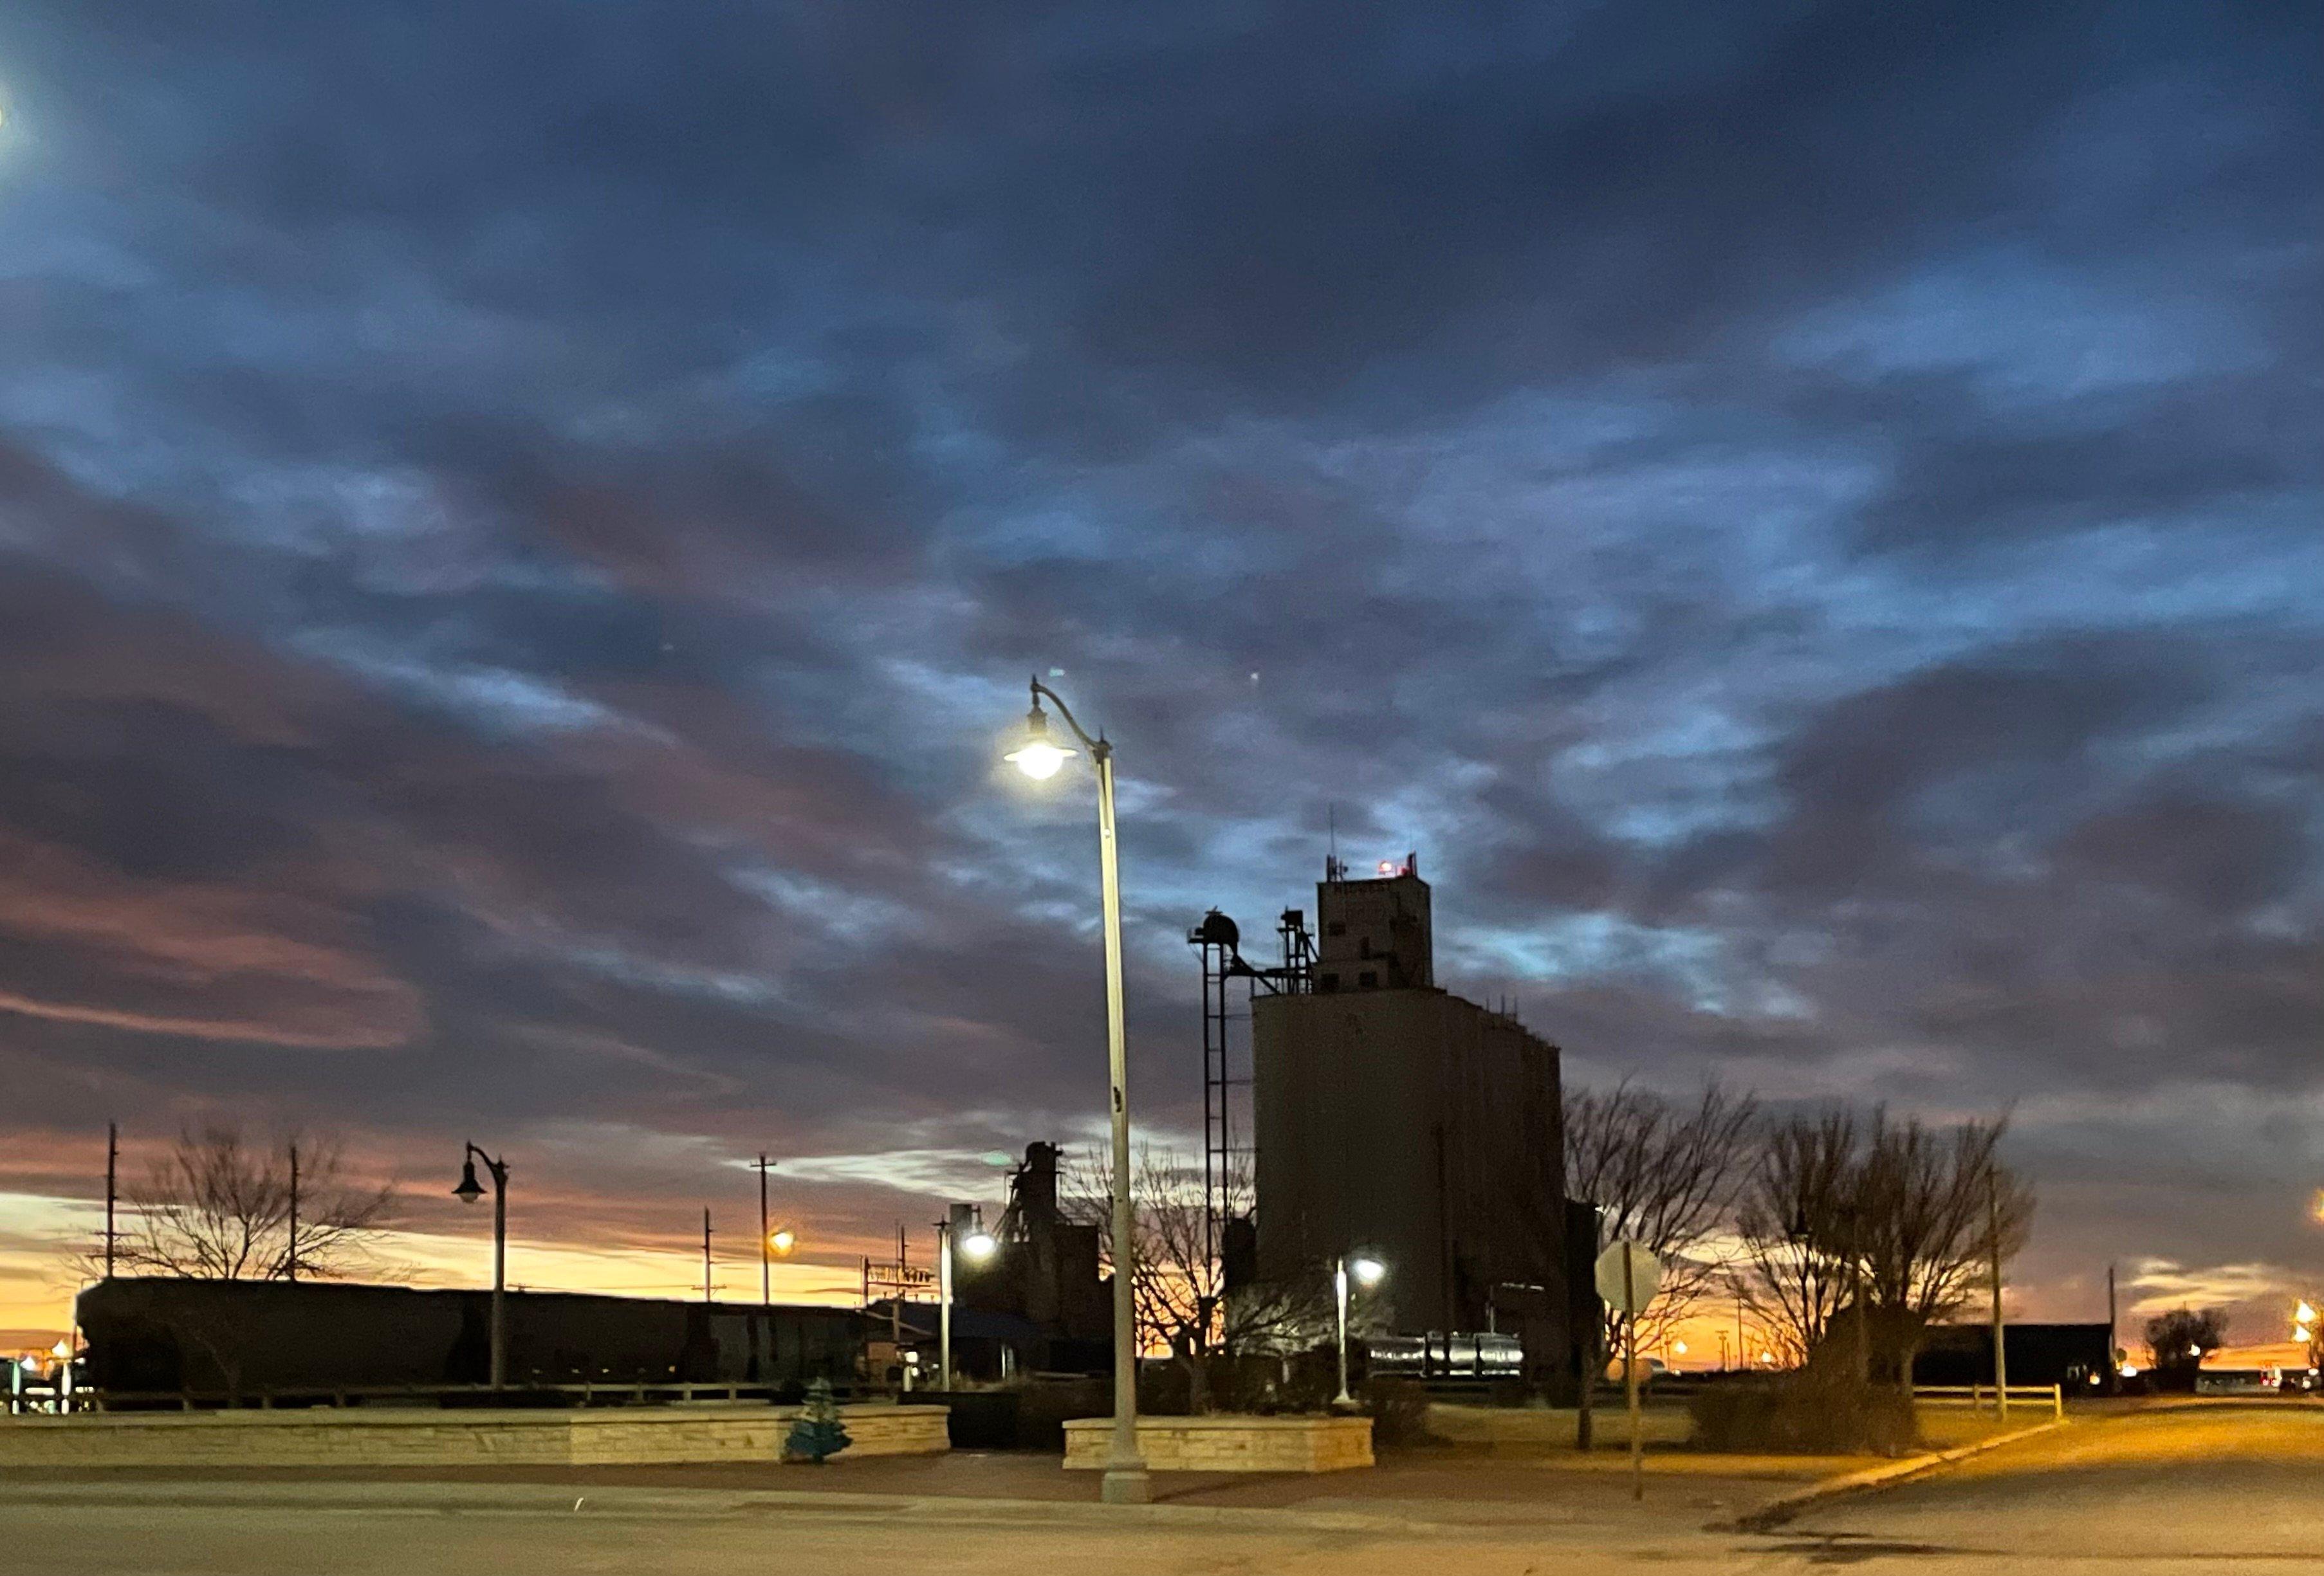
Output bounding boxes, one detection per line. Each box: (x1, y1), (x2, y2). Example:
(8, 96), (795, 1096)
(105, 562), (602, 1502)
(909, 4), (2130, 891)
(452, 1144), (510, 1390)
(1334, 1254), (1387, 1408)
(1006, 675), (1148, 1504)
(937, 1212), (999, 1391)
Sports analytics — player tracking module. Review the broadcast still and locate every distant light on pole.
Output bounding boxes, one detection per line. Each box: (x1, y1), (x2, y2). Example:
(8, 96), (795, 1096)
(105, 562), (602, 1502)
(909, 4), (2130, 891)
(962, 1231), (999, 1263)
(2298, 1301), (2317, 1325)
(1334, 1253), (1386, 1408)
(768, 1228), (797, 1256)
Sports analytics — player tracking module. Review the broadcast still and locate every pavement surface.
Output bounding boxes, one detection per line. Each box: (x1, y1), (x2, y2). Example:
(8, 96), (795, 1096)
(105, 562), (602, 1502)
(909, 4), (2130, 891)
(1775, 1400), (2324, 1571)
(2, 1402), (2317, 1573)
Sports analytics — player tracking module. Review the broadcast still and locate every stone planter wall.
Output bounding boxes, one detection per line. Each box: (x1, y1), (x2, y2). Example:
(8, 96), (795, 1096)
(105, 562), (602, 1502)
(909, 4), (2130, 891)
(0, 1402), (947, 1469)
(1062, 1414), (1372, 1473)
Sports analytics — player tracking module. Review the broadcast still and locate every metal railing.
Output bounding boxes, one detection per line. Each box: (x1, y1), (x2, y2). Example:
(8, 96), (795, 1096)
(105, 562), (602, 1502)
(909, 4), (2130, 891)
(1913, 1382), (2065, 1420)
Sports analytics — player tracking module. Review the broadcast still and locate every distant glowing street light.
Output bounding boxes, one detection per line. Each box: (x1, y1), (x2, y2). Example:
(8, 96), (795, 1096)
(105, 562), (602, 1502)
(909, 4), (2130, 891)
(1002, 675), (1146, 1505)
(937, 1213), (1001, 1393)
(1334, 1253), (1388, 1407)
(768, 1228), (797, 1256)
(2298, 1301), (2317, 1325)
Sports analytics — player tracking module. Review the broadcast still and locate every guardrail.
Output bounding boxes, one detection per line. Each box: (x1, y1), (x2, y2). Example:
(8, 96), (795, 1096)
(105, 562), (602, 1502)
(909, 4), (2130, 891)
(1913, 1382), (2064, 1420)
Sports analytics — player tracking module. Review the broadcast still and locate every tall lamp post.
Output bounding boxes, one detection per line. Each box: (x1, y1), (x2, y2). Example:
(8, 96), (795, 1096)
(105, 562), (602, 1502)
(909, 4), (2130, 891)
(937, 1213), (999, 1391)
(1006, 675), (1149, 1504)
(1334, 1255), (1387, 1408)
(452, 1144), (510, 1390)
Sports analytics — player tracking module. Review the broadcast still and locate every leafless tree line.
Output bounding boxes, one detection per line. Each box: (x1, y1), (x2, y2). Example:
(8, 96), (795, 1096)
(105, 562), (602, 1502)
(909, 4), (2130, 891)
(1567, 1084), (2032, 1391)
(80, 1126), (398, 1284)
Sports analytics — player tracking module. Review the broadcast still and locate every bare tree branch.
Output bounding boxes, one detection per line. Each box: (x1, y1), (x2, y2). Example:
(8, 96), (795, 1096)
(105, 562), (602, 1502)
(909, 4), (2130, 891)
(1061, 1144), (1330, 1411)
(1564, 1079), (1759, 1350)
(92, 1127), (397, 1282)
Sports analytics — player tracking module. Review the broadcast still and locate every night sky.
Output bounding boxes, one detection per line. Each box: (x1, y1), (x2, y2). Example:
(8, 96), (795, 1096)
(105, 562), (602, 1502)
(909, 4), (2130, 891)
(1, 3), (2318, 1346)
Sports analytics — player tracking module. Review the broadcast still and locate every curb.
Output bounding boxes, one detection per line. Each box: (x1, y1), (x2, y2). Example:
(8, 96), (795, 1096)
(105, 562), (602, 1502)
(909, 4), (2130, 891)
(1729, 1418), (2070, 1532)
(0, 1480), (1502, 1535)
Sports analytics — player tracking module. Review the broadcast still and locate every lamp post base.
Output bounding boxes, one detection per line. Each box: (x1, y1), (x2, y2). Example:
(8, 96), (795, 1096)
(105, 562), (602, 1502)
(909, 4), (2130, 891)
(1100, 1465), (1152, 1505)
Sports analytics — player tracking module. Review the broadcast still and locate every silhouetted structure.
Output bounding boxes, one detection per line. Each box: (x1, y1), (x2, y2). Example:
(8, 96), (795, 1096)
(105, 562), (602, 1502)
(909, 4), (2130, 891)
(76, 1278), (858, 1398)
(1250, 857), (1580, 1394)
(950, 1142), (1111, 1377)
(1912, 1321), (2114, 1391)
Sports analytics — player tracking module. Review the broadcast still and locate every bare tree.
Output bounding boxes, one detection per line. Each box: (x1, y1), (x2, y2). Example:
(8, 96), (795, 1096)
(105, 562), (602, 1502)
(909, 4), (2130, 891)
(1854, 1112), (2033, 1391)
(1735, 1107), (1861, 1366)
(1738, 1107), (2033, 1389)
(1562, 1079), (1758, 1449)
(108, 1126), (396, 1281)
(1564, 1080), (1760, 1350)
(1064, 1144), (1328, 1412)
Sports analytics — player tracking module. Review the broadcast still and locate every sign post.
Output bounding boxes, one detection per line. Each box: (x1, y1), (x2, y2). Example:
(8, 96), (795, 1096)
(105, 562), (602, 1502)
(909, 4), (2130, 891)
(1594, 1240), (1663, 1502)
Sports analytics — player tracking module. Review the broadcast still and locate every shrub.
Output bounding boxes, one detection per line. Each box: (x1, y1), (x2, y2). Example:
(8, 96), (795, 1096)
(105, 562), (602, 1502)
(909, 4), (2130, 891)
(1689, 1373), (1917, 1456)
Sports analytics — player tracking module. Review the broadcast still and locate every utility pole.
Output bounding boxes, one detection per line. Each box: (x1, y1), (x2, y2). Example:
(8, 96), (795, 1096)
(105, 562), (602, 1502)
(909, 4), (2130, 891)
(103, 1123), (117, 1281)
(2107, 1262), (2119, 1390)
(287, 1142), (300, 1284)
(1988, 1170), (2008, 1420)
(754, 1155), (776, 1307)
(1623, 1249), (1642, 1503)
(703, 1209), (714, 1304)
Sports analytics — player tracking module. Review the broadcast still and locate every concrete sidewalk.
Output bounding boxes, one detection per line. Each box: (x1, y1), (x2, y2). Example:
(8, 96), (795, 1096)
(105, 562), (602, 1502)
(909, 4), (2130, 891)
(0, 1447), (1808, 1533)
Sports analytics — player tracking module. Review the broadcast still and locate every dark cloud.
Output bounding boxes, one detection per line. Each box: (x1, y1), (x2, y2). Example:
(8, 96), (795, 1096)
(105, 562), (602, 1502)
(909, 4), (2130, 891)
(0, 0), (2318, 1329)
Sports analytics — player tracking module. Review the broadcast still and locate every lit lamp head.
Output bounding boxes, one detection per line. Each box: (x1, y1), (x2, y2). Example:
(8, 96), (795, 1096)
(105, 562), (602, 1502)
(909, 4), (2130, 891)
(1004, 702), (1075, 781)
(768, 1228), (797, 1257)
(1349, 1256), (1387, 1289)
(2299, 1301), (2317, 1325)
(452, 1157), (484, 1205)
(961, 1230), (999, 1264)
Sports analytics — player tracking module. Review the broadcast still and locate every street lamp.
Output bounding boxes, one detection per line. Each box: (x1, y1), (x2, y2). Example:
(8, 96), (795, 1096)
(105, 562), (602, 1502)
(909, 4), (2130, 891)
(452, 1144), (510, 1390)
(1334, 1254), (1387, 1408)
(1005, 675), (1148, 1505)
(937, 1213), (999, 1391)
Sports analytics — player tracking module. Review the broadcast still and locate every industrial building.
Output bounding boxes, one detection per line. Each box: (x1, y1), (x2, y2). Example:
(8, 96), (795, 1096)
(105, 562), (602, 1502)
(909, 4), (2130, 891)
(1199, 856), (1585, 1395)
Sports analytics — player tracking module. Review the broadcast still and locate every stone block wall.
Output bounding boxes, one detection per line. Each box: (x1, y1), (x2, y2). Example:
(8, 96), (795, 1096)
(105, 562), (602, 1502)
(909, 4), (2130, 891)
(0, 1402), (947, 1470)
(1062, 1414), (1373, 1472)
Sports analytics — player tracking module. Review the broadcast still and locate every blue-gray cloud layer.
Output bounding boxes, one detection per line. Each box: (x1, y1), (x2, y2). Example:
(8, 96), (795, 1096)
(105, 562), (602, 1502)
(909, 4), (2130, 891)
(0, 0), (2317, 1311)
